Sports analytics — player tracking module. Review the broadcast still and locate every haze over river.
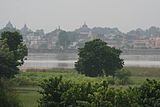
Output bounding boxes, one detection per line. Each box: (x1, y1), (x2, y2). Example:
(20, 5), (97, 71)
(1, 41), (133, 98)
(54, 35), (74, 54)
(21, 53), (160, 69)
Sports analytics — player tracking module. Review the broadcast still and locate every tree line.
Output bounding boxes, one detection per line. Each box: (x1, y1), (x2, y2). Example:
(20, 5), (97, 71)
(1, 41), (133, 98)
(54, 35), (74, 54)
(0, 31), (160, 107)
(39, 76), (160, 107)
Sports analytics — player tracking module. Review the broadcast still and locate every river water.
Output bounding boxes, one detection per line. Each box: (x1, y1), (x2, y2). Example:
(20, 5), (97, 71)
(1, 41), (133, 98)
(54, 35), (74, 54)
(21, 53), (160, 69)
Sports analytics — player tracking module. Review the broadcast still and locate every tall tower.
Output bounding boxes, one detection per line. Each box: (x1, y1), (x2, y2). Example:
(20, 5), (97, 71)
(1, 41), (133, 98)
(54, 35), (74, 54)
(22, 24), (28, 31)
(5, 21), (13, 28)
(82, 22), (88, 28)
(58, 26), (61, 30)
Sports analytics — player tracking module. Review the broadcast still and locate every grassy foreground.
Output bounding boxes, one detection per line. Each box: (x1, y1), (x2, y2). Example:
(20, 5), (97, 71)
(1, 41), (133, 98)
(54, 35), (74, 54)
(13, 67), (160, 107)
(15, 87), (40, 107)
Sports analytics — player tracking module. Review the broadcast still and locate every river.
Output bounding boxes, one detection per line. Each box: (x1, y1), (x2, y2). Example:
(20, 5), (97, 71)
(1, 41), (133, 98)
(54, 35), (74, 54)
(21, 53), (160, 69)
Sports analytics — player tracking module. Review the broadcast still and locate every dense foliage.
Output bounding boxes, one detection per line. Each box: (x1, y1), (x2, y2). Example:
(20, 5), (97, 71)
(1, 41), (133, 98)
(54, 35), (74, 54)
(0, 48), (18, 78)
(75, 39), (124, 77)
(0, 31), (27, 107)
(114, 69), (131, 85)
(0, 31), (28, 78)
(137, 79), (160, 107)
(0, 79), (20, 107)
(39, 76), (160, 107)
(56, 31), (78, 49)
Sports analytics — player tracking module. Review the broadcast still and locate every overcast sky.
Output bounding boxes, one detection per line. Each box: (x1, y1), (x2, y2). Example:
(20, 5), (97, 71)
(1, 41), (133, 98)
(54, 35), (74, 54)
(0, 0), (160, 32)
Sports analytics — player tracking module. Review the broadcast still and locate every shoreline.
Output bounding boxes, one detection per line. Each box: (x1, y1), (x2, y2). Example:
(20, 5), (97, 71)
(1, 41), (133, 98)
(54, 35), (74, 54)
(20, 60), (160, 69)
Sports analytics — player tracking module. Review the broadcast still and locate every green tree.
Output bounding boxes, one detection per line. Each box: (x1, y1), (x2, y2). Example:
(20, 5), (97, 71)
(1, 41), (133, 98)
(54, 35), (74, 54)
(56, 31), (78, 49)
(56, 31), (70, 49)
(0, 31), (28, 65)
(67, 31), (78, 42)
(0, 31), (26, 107)
(75, 39), (124, 77)
(0, 31), (28, 78)
(0, 50), (18, 79)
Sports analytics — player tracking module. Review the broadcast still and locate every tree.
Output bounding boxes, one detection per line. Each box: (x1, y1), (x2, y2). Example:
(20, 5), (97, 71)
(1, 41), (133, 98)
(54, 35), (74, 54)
(56, 31), (70, 49)
(0, 50), (18, 79)
(67, 31), (78, 42)
(0, 31), (28, 78)
(0, 31), (26, 107)
(75, 39), (124, 77)
(56, 31), (78, 49)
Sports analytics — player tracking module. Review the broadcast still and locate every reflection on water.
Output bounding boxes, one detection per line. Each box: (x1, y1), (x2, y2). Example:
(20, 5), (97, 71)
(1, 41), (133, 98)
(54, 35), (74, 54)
(22, 60), (75, 69)
(125, 60), (160, 68)
(21, 53), (160, 69)
(21, 60), (160, 69)
(58, 63), (70, 68)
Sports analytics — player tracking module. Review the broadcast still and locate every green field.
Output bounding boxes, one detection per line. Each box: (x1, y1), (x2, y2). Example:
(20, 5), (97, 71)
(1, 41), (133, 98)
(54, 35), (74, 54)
(13, 67), (160, 107)
(15, 87), (40, 107)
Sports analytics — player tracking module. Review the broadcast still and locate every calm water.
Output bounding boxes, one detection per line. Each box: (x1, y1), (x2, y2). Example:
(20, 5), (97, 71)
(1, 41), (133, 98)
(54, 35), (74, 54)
(21, 53), (160, 69)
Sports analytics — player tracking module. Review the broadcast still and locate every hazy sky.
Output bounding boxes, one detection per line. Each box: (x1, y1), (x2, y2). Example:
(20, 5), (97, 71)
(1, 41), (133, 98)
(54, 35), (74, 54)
(0, 0), (160, 32)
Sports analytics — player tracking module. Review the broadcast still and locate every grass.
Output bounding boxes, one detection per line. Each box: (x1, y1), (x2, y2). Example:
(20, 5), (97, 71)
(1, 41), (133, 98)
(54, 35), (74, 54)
(12, 69), (111, 86)
(125, 67), (160, 77)
(15, 87), (40, 107)
(130, 76), (160, 85)
(126, 67), (160, 84)
(12, 67), (160, 86)
(13, 67), (160, 107)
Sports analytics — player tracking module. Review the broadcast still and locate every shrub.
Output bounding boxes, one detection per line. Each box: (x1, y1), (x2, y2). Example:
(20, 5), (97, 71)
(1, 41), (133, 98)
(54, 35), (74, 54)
(137, 79), (160, 107)
(39, 77), (160, 107)
(39, 76), (73, 107)
(115, 69), (131, 85)
(106, 76), (115, 85)
(0, 79), (20, 107)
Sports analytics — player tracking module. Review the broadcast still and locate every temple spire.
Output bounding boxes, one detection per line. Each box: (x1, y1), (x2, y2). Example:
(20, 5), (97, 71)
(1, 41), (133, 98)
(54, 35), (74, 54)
(82, 22), (88, 28)
(5, 21), (13, 28)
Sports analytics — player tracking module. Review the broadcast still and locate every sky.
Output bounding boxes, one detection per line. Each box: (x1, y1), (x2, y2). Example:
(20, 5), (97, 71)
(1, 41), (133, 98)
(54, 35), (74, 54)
(0, 0), (160, 33)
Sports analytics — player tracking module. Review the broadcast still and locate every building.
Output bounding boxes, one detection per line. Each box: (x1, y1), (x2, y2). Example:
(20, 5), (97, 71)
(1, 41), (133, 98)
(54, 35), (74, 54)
(133, 39), (149, 49)
(149, 37), (160, 48)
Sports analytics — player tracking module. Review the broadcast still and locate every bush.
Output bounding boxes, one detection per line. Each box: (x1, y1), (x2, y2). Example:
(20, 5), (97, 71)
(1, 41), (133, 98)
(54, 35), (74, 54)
(137, 79), (160, 107)
(106, 76), (115, 85)
(39, 76), (110, 107)
(0, 79), (20, 107)
(39, 76), (73, 107)
(40, 76), (160, 107)
(115, 69), (131, 85)
(39, 77), (160, 107)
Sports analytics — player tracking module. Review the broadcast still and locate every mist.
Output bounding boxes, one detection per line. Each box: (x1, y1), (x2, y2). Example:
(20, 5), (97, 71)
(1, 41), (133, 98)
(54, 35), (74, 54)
(0, 0), (160, 32)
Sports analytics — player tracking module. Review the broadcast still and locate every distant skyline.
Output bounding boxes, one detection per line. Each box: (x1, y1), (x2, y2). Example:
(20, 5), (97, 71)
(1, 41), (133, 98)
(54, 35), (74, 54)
(0, 0), (160, 33)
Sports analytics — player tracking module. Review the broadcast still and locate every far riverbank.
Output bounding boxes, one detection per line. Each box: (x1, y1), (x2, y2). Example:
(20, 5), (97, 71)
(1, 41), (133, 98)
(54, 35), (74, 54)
(21, 53), (160, 69)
